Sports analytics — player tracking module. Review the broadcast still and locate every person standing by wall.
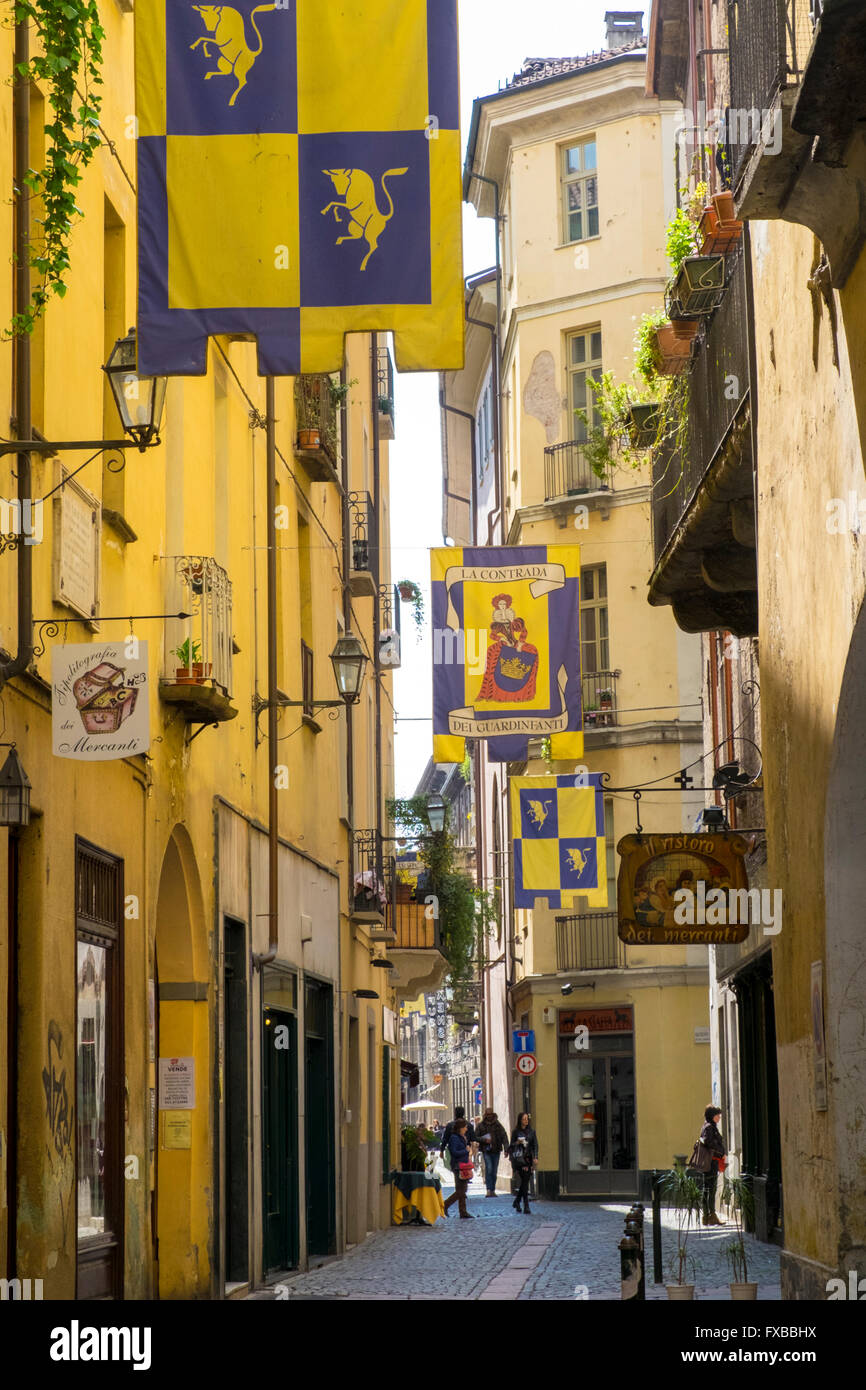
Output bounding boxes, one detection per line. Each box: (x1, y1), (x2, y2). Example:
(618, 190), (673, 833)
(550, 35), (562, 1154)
(699, 1105), (727, 1226)
(508, 1113), (538, 1214)
(476, 1109), (509, 1197)
(443, 1120), (475, 1219)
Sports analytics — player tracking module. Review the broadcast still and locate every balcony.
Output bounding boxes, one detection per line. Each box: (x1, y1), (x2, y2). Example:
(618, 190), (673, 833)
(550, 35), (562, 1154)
(377, 344), (396, 440)
(647, 250), (758, 636)
(582, 670), (619, 730)
(544, 441), (611, 502)
(556, 912), (626, 971)
(294, 374), (340, 483)
(348, 491), (377, 599)
(728, 0), (864, 284)
(352, 830), (448, 998)
(161, 556), (238, 724)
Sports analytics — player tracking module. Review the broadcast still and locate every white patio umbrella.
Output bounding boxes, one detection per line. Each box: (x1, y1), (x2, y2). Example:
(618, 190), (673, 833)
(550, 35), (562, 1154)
(401, 1100), (448, 1111)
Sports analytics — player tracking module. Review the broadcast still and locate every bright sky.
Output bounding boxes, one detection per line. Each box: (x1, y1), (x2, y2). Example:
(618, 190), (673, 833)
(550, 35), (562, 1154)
(389, 1), (641, 794)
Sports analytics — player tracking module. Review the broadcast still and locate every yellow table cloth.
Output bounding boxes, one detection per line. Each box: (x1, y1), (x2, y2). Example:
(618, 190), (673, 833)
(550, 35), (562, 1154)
(391, 1171), (446, 1225)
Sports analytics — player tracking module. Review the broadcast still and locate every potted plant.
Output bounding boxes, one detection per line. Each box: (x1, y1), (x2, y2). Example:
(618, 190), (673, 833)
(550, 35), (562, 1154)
(395, 866), (415, 904)
(580, 1074), (594, 1100)
(172, 638), (201, 684)
(296, 377), (322, 450)
(584, 705), (599, 727)
(598, 688), (613, 710)
(378, 394), (393, 417)
(626, 402), (661, 449)
(396, 579), (425, 635)
(662, 1161), (703, 1299)
(722, 1174), (758, 1300)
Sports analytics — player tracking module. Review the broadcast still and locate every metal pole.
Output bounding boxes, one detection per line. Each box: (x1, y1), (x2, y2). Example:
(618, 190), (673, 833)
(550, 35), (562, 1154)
(370, 335), (382, 838)
(254, 377), (279, 967)
(1, 14), (34, 688)
(652, 1170), (664, 1284)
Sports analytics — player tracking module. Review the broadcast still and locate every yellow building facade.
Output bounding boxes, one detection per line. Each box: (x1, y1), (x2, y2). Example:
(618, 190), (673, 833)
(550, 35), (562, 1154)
(450, 26), (714, 1197)
(0, 6), (406, 1299)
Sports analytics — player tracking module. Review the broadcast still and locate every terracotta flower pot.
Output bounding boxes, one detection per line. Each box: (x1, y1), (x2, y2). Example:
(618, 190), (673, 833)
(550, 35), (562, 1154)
(666, 1284), (695, 1300)
(713, 191), (736, 223)
(652, 323), (696, 376)
(398, 583), (415, 601)
(297, 428), (321, 449)
(174, 666), (195, 685)
(192, 662), (212, 682)
(730, 1282), (758, 1300)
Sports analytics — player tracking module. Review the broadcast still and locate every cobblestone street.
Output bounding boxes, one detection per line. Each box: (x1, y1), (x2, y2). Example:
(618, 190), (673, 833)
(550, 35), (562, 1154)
(251, 1172), (782, 1302)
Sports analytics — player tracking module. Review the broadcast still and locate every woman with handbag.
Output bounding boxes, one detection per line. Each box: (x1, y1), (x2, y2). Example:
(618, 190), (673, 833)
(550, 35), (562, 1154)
(443, 1119), (475, 1219)
(697, 1105), (727, 1226)
(508, 1113), (539, 1214)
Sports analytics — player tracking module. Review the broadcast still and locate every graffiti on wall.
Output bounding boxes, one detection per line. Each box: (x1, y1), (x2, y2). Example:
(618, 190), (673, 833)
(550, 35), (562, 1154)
(42, 1020), (72, 1158)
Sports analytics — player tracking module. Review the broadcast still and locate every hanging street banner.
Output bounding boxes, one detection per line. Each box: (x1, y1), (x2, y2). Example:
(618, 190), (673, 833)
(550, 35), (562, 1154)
(431, 545), (584, 763)
(616, 832), (755, 945)
(135, 0), (464, 376)
(52, 642), (150, 760)
(511, 774), (607, 910)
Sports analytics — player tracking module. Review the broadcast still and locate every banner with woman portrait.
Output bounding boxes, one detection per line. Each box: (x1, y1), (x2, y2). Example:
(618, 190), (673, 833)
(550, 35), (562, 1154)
(431, 545), (583, 763)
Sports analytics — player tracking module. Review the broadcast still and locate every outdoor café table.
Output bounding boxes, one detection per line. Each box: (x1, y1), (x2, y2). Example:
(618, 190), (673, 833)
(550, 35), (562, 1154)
(391, 1170), (446, 1225)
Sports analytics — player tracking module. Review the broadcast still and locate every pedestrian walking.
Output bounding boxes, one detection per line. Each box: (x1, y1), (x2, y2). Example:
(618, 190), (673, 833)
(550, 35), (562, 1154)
(439, 1105), (476, 1155)
(508, 1113), (538, 1214)
(697, 1104), (727, 1226)
(476, 1108), (510, 1197)
(443, 1119), (475, 1219)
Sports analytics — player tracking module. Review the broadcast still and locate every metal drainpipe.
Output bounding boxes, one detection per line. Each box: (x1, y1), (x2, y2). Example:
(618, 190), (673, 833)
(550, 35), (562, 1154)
(439, 389), (477, 544)
(340, 369), (354, 888)
(253, 376), (278, 968)
(371, 336), (383, 843)
(466, 312), (501, 547)
(1, 17), (35, 688)
(466, 171), (504, 546)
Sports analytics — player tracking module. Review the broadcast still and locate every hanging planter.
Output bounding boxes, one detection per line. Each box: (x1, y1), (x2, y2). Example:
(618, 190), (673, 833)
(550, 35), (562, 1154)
(651, 322), (697, 376)
(297, 427), (321, 450)
(669, 255), (726, 317)
(396, 580), (425, 635)
(626, 403), (661, 449)
(713, 190), (736, 223)
(699, 203), (744, 256)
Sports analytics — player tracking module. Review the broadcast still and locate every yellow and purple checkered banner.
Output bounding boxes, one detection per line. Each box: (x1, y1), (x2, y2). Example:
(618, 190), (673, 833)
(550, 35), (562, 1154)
(135, 1), (464, 375)
(431, 545), (584, 764)
(510, 774), (607, 910)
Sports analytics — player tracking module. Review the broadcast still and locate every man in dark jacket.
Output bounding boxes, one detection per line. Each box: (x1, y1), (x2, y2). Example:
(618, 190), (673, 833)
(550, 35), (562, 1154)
(476, 1109), (509, 1197)
(440, 1106), (476, 1154)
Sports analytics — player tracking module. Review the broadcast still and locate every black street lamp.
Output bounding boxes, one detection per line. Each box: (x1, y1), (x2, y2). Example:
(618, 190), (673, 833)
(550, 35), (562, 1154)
(329, 632), (369, 705)
(0, 326), (167, 457)
(0, 746), (31, 826)
(103, 328), (167, 450)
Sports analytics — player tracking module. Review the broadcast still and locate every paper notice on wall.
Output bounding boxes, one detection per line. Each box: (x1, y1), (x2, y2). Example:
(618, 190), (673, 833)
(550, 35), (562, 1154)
(159, 1056), (195, 1110)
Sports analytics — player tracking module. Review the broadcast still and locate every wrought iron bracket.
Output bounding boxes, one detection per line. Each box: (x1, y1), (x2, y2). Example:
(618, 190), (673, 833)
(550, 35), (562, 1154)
(252, 691), (349, 742)
(0, 437), (154, 456)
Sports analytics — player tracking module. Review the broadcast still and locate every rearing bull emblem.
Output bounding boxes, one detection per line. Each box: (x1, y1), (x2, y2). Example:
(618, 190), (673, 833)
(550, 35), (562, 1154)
(321, 167), (408, 271)
(189, 4), (275, 106)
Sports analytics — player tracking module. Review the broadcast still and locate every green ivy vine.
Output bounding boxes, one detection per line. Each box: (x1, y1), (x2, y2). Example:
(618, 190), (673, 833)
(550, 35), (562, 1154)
(10, 0), (106, 336)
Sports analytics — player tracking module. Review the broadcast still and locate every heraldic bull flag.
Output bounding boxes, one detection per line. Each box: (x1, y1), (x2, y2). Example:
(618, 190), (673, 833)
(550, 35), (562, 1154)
(135, 0), (464, 376)
(511, 774), (607, 910)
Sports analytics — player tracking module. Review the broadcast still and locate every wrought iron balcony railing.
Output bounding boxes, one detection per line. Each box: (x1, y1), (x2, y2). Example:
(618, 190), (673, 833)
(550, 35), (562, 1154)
(726, 0), (817, 189)
(352, 829), (443, 951)
(163, 555), (234, 695)
(544, 441), (611, 502)
(295, 373), (339, 468)
(556, 912), (626, 971)
(348, 490), (377, 574)
(651, 249), (751, 569)
(377, 344), (395, 440)
(582, 670), (619, 729)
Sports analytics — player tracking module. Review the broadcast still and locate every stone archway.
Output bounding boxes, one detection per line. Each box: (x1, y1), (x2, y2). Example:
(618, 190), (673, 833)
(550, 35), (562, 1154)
(823, 605), (866, 1288)
(154, 826), (211, 1299)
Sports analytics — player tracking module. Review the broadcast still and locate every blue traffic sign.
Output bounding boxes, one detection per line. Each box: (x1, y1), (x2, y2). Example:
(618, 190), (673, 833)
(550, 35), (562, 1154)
(512, 1029), (536, 1053)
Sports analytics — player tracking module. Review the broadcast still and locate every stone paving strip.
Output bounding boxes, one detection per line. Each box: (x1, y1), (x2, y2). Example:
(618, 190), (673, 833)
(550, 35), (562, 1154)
(478, 1223), (561, 1300)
